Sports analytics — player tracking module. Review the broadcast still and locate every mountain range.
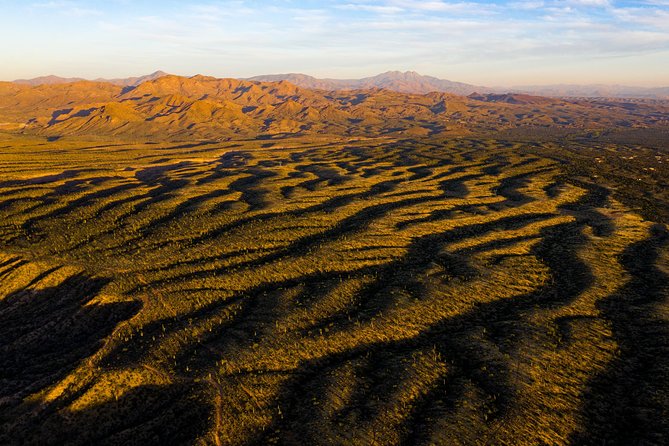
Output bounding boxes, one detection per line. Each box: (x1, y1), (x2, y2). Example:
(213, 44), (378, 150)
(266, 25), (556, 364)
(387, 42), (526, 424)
(246, 71), (493, 96)
(1, 73), (668, 141)
(249, 71), (669, 99)
(12, 70), (669, 99)
(13, 71), (170, 88)
(511, 83), (669, 100)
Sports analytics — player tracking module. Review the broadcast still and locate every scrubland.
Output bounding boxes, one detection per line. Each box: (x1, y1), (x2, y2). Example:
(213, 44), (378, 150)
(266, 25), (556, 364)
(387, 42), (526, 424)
(0, 133), (667, 445)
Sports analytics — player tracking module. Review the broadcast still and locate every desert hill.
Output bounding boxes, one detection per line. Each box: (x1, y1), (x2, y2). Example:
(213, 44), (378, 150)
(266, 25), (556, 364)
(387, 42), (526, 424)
(14, 70), (669, 99)
(248, 70), (491, 95)
(1, 74), (668, 139)
(13, 70), (170, 87)
(249, 71), (669, 99)
(1, 71), (669, 445)
(467, 92), (557, 105)
(512, 83), (669, 100)
(12, 75), (87, 86)
(1, 124), (668, 445)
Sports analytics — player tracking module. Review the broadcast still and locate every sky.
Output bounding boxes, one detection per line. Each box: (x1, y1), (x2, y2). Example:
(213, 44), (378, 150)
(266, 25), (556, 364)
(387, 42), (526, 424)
(1, 0), (668, 87)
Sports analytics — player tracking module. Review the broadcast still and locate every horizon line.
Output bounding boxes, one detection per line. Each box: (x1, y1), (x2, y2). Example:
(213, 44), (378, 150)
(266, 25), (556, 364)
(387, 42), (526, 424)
(5, 70), (669, 90)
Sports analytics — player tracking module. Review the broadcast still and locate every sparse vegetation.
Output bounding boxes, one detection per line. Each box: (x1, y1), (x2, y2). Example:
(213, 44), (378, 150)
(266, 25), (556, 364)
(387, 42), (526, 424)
(0, 129), (667, 445)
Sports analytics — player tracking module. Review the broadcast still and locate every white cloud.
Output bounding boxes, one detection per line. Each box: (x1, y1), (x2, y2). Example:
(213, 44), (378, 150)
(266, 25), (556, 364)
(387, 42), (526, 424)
(566, 0), (610, 6)
(31, 0), (101, 16)
(6, 0), (669, 85)
(337, 3), (404, 13)
(509, 1), (546, 10)
(386, 0), (499, 13)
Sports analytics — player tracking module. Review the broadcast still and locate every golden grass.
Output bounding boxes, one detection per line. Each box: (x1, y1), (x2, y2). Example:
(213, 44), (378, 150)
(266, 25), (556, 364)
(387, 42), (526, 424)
(0, 134), (667, 445)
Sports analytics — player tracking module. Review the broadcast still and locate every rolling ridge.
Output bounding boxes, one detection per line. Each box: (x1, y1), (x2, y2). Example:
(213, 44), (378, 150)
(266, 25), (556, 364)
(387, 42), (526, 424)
(1, 75), (668, 140)
(0, 135), (667, 445)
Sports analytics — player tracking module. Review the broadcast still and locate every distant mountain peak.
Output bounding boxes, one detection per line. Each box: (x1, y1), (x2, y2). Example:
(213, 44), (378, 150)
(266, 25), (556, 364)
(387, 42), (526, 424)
(10, 70), (668, 99)
(3, 72), (667, 141)
(12, 71), (171, 87)
(248, 71), (490, 95)
(374, 70), (423, 79)
(381, 70), (419, 75)
(13, 75), (85, 86)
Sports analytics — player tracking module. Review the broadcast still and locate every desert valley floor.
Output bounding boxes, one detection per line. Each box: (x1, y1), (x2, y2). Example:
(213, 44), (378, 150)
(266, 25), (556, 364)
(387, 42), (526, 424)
(0, 132), (667, 445)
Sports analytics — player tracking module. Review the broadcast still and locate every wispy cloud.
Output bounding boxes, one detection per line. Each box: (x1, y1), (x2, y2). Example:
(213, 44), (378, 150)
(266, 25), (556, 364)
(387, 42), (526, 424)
(31, 0), (102, 17)
(566, 0), (611, 7)
(337, 3), (404, 14)
(3, 0), (669, 86)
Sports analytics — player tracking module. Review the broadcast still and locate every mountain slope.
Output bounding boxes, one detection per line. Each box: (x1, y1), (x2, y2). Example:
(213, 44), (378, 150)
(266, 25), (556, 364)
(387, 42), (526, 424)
(249, 71), (669, 99)
(103, 70), (170, 87)
(1, 74), (668, 140)
(512, 84), (669, 99)
(13, 75), (86, 86)
(13, 71), (669, 99)
(248, 71), (491, 95)
(12, 71), (170, 87)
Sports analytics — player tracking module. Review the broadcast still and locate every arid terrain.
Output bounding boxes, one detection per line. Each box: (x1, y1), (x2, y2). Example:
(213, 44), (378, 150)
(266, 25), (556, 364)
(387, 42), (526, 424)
(0, 77), (668, 445)
(2, 74), (669, 141)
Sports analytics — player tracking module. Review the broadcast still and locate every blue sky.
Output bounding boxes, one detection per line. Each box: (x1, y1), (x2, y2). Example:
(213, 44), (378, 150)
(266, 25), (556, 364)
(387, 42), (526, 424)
(1, 0), (668, 86)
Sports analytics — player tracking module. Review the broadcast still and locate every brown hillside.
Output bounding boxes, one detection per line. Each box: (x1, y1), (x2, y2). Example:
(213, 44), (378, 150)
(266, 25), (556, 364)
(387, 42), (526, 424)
(0, 75), (667, 140)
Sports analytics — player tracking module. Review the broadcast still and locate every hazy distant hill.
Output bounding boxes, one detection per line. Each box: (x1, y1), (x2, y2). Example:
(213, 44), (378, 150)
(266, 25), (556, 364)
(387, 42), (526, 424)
(13, 75), (86, 86)
(512, 84), (669, 100)
(249, 71), (669, 99)
(248, 71), (492, 95)
(467, 92), (557, 105)
(13, 70), (169, 87)
(103, 70), (170, 87)
(13, 70), (669, 99)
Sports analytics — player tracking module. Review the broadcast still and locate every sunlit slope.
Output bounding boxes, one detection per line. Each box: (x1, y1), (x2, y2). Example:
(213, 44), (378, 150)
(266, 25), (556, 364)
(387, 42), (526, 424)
(1, 75), (668, 139)
(0, 136), (667, 445)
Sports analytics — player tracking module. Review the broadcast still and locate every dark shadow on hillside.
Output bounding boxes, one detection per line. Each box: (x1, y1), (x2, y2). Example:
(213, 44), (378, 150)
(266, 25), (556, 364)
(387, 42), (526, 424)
(570, 224), (669, 445)
(246, 171), (616, 444)
(252, 212), (596, 445)
(120, 85), (136, 95)
(2, 382), (209, 446)
(0, 274), (141, 402)
(0, 273), (212, 445)
(227, 167), (276, 211)
(48, 109), (73, 126)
